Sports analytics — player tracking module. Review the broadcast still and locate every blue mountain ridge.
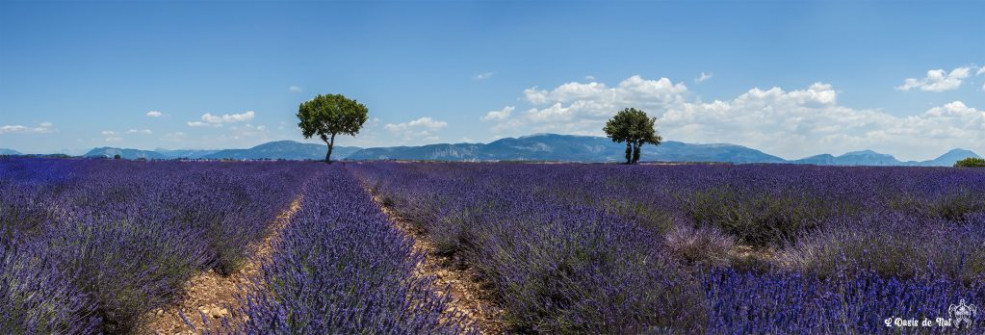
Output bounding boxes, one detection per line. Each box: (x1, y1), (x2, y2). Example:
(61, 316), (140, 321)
(0, 148), (22, 155)
(55, 134), (981, 166)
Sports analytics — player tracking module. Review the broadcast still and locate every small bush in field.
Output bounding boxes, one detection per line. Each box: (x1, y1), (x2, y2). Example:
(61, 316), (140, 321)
(1, 240), (100, 334)
(682, 187), (831, 247)
(930, 190), (985, 222)
(887, 189), (985, 222)
(665, 224), (734, 267)
(954, 157), (985, 167)
(781, 212), (985, 282)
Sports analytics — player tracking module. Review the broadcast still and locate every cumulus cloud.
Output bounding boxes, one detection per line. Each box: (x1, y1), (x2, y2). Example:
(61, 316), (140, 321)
(502, 75), (688, 135)
(524, 75), (688, 107)
(897, 67), (972, 92)
(289, 85), (302, 92)
(186, 121), (214, 127)
(105, 137), (123, 142)
(485, 75), (985, 160)
(101, 130), (117, 136)
(0, 122), (53, 134)
(385, 117), (447, 142)
(127, 129), (152, 134)
(696, 72), (713, 83)
(146, 111), (163, 117)
(188, 111), (255, 127)
(474, 72), (494, 80)
(978, 67), (985, 76)
(481, 106), (514, 121)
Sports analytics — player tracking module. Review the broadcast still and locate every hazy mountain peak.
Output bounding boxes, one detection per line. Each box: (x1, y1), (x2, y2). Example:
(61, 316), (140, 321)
(0, 148), (22, 155)
(841, 149), (890, 157)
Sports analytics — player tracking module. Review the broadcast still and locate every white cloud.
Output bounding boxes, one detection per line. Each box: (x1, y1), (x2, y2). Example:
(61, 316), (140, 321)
(202, 111), (254, 123)
(146, 111), (163, 117)
(289, 85), (302, 92)
(978, 67), (985, 76)
(481, 106), (514, 121)
(385, 117), (447, 131)
(0, 122), (53, 134)
(188, 111), (255, 127)
(104, 137), (123, 142)
(897, 67), (972, 92)
(524, 75), (688, 107)
(486, 75), (985, 160)
(101, 130), (117, 136)
(385, 117), (448, 142)
(126, 129), (152, 134)
(187, 121), (216, 127)
(474, 72), (494, 80)
(696, 72), (713, 83)
(508, 75), (689, 134)
(585, 75), (596, 81)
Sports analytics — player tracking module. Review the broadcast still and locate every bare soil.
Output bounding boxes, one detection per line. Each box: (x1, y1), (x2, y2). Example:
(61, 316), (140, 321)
(373, 196), (508, 335)
(140, 196), (303, 335)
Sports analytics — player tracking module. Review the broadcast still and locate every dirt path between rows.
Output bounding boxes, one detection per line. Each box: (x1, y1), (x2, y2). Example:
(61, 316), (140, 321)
(372, 196), (507, 335)
(140, 195), (304, 335)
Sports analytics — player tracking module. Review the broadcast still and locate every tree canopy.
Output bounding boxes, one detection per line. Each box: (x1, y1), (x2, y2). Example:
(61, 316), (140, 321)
(603, 108), (662, 164)
(297, 93), (369, 163)
(955, 157), (985, 168)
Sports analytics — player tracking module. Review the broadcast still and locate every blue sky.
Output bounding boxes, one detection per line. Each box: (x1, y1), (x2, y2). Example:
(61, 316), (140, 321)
(1, 1), (983, 160)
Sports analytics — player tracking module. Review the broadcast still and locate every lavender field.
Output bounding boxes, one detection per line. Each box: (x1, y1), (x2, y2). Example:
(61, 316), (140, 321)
(2, 158), (985, 334)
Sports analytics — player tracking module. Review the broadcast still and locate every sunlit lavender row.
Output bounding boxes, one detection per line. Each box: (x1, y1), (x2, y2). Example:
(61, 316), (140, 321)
(214, 165), (471, 334)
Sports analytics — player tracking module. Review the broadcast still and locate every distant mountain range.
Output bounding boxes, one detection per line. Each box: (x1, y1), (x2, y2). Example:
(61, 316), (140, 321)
(792, 148), (982, 166)
(7, 134), (981, 166)
(200, 141), (361, 160)
(346, 134), (788, 164)
(82, 141), (361, 161)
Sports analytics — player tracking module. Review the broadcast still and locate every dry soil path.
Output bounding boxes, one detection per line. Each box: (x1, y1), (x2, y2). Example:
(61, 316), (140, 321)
(140, 195), (303, 335)
(372, 195), (508, 334)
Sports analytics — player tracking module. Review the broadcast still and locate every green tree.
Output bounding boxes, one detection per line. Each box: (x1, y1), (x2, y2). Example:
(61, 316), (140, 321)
(955, 157), (985, 167)
(603, 108), (662, 164)
(297, 93), (369, 163)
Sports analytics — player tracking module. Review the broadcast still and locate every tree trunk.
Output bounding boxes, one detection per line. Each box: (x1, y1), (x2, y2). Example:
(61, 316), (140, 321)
(625, 142), (633, 164)
(632, 141), (642, 164)
(325, 133), (336, 163)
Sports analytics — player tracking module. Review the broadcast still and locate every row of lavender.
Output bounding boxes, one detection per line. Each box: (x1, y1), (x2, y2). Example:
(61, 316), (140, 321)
(210, 165), (471, 334)
(350, 162), (985, 333)
(0, 158), (317, 333)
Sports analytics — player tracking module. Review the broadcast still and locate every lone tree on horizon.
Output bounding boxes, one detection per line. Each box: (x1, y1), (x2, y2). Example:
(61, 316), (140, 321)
(297, 93), (369, 163)
(603, 108), (662, 164)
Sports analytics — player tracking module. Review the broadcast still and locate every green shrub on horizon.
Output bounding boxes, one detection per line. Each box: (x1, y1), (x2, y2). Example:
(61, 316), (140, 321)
(954, 157), (985, 167)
